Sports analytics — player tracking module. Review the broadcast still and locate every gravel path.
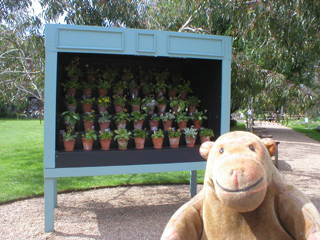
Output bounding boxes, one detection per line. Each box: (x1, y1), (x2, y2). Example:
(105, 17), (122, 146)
(0, 123), (319, 240)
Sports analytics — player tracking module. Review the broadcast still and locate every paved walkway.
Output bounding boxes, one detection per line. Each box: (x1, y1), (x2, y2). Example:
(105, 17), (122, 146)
(0, 123), (319, 239)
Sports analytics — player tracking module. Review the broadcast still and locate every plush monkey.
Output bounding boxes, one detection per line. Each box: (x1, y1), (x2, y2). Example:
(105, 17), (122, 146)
(161, 131), (320, 240)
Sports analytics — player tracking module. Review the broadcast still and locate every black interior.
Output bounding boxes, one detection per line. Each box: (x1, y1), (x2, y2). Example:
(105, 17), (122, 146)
(55, 52), (222, 168)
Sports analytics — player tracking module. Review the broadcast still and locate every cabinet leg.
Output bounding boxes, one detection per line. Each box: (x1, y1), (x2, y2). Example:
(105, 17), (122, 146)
(44, 178), (56, 232)
(190, 170), (197, 197)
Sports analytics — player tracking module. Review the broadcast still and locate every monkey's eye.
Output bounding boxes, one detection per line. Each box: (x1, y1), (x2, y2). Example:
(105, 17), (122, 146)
(249, 145), (255, 152)
(219, 148), (224, 154)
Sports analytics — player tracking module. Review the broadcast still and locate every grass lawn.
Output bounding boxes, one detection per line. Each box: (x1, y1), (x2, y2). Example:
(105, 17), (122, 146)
(0, 120), (246, 204)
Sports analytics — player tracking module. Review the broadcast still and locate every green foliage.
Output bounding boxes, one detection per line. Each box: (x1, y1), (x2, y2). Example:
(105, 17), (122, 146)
(183, 127), (198, 138)
(82, 110), (95, 122)
(81, 129), (97, 140)
(168, 128), (182, 138)
(113, 95), (126, 106)
(160, 112), (175, 121)
(114, 110), (130, 123)
(131, 110), (147, 122)
(99, 129), (114, 140)
(61, 111), (80, 125)
(61, 126), (78, 141)
(98, 111), (112, 123)
(192, 109), (208, 122)
(151, 129), (164, 139)
(199, 128), (214, 137)
(133, 129), (148, 138)
(175, 111), (191, 123)
(114, 128), (132, 140)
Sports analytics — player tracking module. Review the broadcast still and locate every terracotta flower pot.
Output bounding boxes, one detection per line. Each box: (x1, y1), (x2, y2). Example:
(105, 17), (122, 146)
(171, 105), (178, 113)
(162, 120), (173, 131)
(63, 138), (75, 152)
(149, 120), (159, 130)
(157, 104), (166, 114)
(83, 120), (94, 131)
(185, 136), (196, 148)
(115, 89), (124, 96)
(130, 88), (139, 97)
(169, 137), (180, 149)
(114, 104), (124, 114)
(131, 104), (141, 112)
(168, 89), (176, 98)
(178, 121), (188, 130)
(98, 105), (107, 114)
(67, 88), (76, 97)
(188, 105), (196, 115)
(117, 138), (128, 150)
(152, 137), (164, 149)
(193, 120), (201, 130)
(66, 103), (77, 112)
(200, 135), (211, 144)
(83, 88), (92, 98)
(134, 137), (145, 150)
(100, 138), (111, 150)
(82, 103), (93, 113)
(116, 120), (127, 129)
(99, 121), (111, 131)
(82, 138), (94, 151)
(133, 120), (144, 130)
(86, 74), (95, 84)
(180, 90), (188, 100)
(147, 106), (155, 115)
(98, 88), (108, 96)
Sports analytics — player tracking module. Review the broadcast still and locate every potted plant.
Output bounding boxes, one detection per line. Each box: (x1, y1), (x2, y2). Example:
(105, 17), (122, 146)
(199, 128), (214, 143)
(129, 97), (141, 112)
(154, 80), (168, 98)
(160, 112), (175, 131)
(169, 97), (187, 113)
(61, 111), (80, 129)
(83, 110), (95, 131)
(167, 128), (182, 148)
(81, 81), (95, 98)
(65, 56), (82, 80)
(192, 109), (208, 130)
(96, 77), (111, 96)
(183, 127), (198, 148)
(113, 81), (127, 96)
(61, 126), (78, 152)
(113, 95), (127, 113)
(121, 68), (134, 82)
(175, 111), (191, 130)
(65, 95), (77, 112)
(149, 113), (161, 130)
(62, 81), (80, 97)
(176, 80), (193, 100)
(128, 79), (140, 97)
(186, 96), (201, 114)
(141, 96), (158, 115)
(139, 67), (154, 84)
(85, 64), (100, 84)
(103, 67), (118, 82)
(131, 110), (147, 130)
(98, 111), (112, 131)
(81, 129), (97, 151)
(114, 128), (132, 150)
(133, 129), (148, 150)
(97, 96), (111, 114)
(81, 97), (95, 113)
(114, 109), (130, 129)
(99, 129), (114, 150)
(156, 97), (167, 114)
(151, 129), (164, 149)
(141, 82), (154, 97)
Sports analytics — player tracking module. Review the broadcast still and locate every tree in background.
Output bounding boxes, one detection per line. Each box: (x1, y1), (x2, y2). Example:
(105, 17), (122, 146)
(1, 0), (319, 117)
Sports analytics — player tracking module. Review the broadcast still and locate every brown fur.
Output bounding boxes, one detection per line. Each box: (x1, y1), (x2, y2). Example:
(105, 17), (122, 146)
(161, 131), (320, 240)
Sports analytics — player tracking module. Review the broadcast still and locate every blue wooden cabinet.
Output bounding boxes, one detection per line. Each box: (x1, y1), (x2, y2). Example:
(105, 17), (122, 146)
(44, 24), (232, 232)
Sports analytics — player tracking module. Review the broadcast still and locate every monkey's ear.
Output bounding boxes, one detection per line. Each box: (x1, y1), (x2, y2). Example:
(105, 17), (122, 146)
(199, 141), (215, 160)
(261, 138), (277, 157)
